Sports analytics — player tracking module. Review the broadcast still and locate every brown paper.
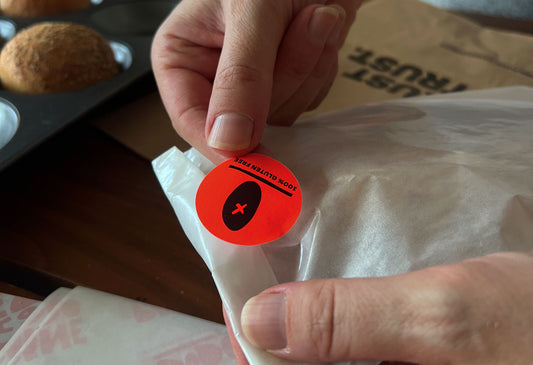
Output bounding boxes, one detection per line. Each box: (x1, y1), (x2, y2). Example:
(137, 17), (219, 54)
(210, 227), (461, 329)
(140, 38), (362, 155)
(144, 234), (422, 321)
(92, 92), (190, 159)
(92, 0), (533, 160)
(307, 0), (533, 116)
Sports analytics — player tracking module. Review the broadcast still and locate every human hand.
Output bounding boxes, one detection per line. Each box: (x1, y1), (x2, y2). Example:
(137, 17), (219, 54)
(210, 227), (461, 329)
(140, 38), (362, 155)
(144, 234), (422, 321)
(232, 252), (533, 364)
(151, 0), (362, 163)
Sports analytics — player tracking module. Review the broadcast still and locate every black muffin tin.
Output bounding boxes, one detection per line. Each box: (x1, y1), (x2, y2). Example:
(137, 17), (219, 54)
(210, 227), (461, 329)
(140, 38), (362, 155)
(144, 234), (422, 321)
(0, 0), (179, 170)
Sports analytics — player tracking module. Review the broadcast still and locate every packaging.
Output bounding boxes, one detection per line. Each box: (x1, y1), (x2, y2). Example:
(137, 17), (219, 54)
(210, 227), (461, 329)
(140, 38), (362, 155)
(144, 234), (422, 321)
(153, 87), (533, 365)
(313, 0), (533, 115)
(0, 294), (40, 351)
(0, 287), (232, 364)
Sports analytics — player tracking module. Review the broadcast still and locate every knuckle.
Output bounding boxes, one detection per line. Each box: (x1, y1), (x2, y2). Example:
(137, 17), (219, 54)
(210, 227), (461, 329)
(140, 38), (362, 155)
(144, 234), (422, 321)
(307, 280), (340, 360)
(215, 64), (264, 90)
(171, 104), (207, 140)
(283, 59), (317, 81)
(412, 266), (486, 357)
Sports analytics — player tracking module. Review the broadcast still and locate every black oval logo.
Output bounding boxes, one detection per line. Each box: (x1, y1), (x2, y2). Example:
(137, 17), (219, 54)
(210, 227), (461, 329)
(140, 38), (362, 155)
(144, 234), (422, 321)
(222, 181), (262, 231)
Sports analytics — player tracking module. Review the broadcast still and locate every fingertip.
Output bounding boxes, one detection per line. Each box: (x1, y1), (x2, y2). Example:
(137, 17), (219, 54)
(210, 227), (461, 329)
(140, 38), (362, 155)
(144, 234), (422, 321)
(241, 293), (287, 351)
(308, 5), (346, 46)
(207, 113), (255, 151)
(326, 5), (346, 46)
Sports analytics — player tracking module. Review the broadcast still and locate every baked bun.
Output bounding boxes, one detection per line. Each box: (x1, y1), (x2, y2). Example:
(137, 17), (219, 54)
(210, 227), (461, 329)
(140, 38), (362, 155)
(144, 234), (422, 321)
(0, 22), (120, 94)
(0, 0), (92, 17)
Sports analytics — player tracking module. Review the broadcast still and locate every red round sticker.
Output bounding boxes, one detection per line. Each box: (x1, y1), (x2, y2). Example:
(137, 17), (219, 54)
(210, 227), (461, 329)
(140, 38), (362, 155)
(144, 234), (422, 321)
(195, 154), (302, 246)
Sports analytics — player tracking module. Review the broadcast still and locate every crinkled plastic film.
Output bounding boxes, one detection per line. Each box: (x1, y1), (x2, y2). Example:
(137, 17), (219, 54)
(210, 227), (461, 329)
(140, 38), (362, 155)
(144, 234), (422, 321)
(153, 87), (533, 365)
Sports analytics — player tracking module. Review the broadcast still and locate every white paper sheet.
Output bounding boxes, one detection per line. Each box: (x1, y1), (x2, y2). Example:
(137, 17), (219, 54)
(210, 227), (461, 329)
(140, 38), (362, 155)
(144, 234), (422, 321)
(153, 87), (533, 365)
(0, 287), (233, 365)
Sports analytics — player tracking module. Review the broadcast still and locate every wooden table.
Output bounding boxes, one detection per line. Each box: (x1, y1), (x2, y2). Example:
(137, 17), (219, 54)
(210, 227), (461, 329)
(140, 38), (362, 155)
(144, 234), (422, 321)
(0, 92), (223, 323)
(1, 12), (531, 326)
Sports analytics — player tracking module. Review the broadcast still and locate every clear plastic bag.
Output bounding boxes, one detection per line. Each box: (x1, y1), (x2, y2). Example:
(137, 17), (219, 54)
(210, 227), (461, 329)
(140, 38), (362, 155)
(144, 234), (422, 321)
(153, 86), (533, 365)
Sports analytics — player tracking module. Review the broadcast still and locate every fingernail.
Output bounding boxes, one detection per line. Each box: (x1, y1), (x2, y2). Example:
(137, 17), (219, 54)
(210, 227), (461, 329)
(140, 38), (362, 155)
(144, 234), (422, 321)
(308, 5), (343, 44)
(241, 293), (287, 350)
(207, 113), (254, 151)
(327, 6), (346, 46)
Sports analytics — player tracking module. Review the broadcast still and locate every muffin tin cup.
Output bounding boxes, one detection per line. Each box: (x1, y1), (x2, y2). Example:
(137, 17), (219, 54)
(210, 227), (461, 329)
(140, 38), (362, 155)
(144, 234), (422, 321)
(0, 0), (179, 170)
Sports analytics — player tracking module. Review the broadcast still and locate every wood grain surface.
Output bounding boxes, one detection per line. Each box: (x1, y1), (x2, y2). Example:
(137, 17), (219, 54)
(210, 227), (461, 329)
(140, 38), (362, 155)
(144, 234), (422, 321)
(0, 121), (223, 324)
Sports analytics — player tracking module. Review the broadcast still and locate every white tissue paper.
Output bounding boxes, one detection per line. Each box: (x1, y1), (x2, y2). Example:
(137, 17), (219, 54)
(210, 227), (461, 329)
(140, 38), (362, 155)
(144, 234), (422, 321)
(152, 86), (533, 365)
(0, 287), (232, 364)
(0, 294), (40, 351)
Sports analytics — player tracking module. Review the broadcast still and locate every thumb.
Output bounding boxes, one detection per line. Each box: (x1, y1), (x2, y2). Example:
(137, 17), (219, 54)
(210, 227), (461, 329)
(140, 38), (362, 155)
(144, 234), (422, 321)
(205, 1), (291, 155)
(241, 269), (463, 364)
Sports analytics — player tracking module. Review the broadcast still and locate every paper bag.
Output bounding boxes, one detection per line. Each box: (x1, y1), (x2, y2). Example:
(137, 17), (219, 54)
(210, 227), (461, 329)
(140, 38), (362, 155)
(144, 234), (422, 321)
(311, 0), (533, 115)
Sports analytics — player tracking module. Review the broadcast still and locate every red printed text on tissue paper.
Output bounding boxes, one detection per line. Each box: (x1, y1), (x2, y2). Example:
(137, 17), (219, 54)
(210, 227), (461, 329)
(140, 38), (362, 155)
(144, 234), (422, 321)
(0, 294), (39, 352)
(0, 311), (14, 334)
(0, 295), (39, 334)
(6, 298), (87, 363)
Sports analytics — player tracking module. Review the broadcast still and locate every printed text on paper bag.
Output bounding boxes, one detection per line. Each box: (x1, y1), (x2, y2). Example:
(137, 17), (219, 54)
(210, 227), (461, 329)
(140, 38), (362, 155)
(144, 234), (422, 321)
(343, 46), (469, 97)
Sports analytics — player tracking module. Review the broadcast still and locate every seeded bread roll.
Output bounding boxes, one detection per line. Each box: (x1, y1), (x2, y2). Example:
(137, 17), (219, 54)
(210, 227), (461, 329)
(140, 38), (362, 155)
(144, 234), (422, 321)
(0, 0), (91, 17)
(0, 22), (120, 94)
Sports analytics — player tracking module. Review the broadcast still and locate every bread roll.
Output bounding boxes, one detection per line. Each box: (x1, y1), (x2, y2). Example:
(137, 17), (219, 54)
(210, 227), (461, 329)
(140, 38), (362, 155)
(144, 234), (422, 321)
(1, 0), (92, 17)
(0, 22), (120, 94)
